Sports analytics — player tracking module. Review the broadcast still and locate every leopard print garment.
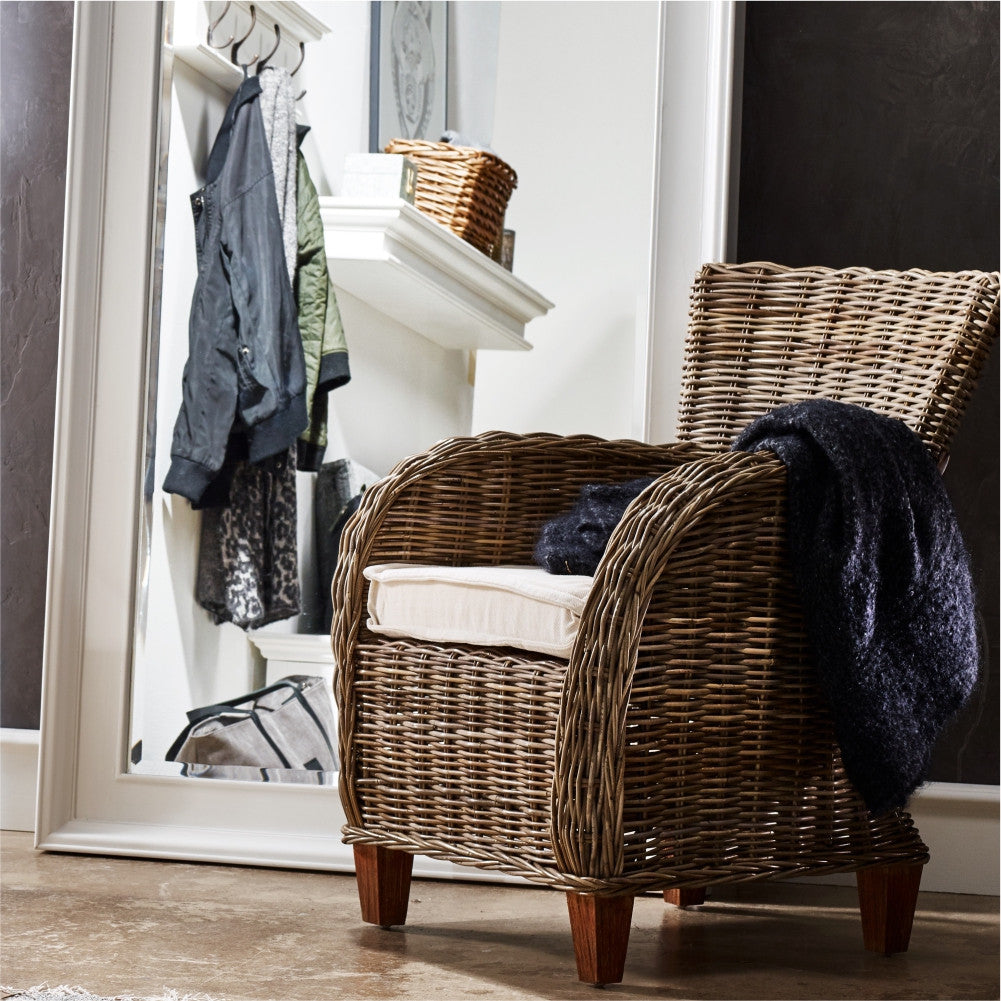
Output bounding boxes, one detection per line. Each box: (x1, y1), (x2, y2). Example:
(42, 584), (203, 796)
(196, 446), (301, 630)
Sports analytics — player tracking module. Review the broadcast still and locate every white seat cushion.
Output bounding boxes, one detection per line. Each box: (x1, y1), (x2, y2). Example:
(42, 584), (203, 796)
(363, 563), (594, 658)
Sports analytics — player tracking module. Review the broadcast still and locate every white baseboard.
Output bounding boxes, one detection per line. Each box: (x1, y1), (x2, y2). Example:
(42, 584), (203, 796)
(4, 726), (997, 895)
(906, 781), (999, 895)
(1, 728), (40, 833)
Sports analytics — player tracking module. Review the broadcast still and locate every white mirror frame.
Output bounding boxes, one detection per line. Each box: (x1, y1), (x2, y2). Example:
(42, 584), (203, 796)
(36, 0), (736, 876)
(36, 0), (342, 872)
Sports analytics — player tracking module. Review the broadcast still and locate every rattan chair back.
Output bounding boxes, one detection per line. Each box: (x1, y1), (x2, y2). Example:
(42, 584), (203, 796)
(677, 263), (1000, 459)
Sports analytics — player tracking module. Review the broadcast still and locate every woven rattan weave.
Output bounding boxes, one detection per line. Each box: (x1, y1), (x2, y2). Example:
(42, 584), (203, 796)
(332, 262), (999, 980)
(384, 138), (517, 257)
(678, 263), (998, 459)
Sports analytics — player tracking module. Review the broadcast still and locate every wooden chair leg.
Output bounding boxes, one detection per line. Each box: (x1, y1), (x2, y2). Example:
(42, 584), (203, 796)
(664, 887), (707, 908)
(856, 864), (923, 955)
(566, 892), (634, 986)
(353, 844), (414, 928)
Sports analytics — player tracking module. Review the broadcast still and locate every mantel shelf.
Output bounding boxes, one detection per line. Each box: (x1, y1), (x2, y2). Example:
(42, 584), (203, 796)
(320, 197), (554, 352)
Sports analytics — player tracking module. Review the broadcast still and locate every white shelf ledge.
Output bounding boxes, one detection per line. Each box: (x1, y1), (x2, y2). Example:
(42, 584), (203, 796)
(249, 632), (333, 665)
(249, 633), (334, 692)
(320, 197), (554, 352)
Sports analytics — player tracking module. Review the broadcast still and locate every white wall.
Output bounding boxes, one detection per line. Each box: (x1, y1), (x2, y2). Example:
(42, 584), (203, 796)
(295, 1), (371, 195)
(446, 1), (500, 147)
(471, 1), (663, 440)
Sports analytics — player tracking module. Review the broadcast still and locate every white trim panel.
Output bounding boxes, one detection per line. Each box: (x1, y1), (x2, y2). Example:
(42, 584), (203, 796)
(793, 782), (1000, 896)
(35, 817), (532, 887)
(908, 781), (1000, 895)
(646, 0), (737, 443)
(14, 717), (996, 893)
(1, 729), (41, 833)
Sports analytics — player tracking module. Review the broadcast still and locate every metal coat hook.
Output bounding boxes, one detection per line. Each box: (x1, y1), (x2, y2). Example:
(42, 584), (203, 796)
(257, 22), (282, 72)
(291, 42), (307, 100)
(231, 4), (259, 77)
(206, 1), (234, 48)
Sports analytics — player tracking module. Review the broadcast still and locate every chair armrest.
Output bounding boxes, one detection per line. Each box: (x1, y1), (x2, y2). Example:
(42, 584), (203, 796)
(552, 448), (795, 878)
(332, 431), (714, 654)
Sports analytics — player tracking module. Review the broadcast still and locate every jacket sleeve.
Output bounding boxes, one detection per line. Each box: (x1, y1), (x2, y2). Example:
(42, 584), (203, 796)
(316, 278), (351, 393)
(223, 176), (301, 434)
(295, 150), (326, 417)
(295, 150), (350, 396)
(162, 196), (243, 507)
(294, 149), (351, 471)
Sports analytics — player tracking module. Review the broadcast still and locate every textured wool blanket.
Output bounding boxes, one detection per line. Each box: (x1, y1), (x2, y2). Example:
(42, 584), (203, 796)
(534, 478), (655, 575)
(734, 399), (979, 815)
(534, 399), (979, 815)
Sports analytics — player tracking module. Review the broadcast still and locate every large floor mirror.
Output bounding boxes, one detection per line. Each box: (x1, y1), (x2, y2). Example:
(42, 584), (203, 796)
(37, 1), (354, 872)
(36, 0), (734, 874)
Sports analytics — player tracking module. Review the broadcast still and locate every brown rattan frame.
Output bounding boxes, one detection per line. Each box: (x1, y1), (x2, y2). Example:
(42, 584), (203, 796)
(331, 263), (998, 936)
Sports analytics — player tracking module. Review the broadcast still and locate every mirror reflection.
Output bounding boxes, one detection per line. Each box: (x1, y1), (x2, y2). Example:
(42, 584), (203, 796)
(127, 0), (649, 788)
(130, 1), (384, 784)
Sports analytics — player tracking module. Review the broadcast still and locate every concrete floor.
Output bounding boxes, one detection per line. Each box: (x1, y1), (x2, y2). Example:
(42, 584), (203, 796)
(1, 831), (997, 1001)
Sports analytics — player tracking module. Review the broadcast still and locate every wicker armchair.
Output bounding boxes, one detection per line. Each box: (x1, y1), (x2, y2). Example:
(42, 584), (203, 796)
(332, 262), (999, 986)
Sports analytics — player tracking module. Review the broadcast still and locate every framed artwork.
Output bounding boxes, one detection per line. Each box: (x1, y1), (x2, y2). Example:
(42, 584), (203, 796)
(370, 1), (448, 153)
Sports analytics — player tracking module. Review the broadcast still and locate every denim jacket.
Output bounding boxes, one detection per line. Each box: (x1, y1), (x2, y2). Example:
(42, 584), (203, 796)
(163, 75), (307, 506)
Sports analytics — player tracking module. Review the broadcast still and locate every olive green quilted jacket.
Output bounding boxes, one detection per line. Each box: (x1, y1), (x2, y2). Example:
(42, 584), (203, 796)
(295, 130), (350, 471)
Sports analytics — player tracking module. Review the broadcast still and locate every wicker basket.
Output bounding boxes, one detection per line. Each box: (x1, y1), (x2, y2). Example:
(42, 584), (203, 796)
(384, 139), (518, 257)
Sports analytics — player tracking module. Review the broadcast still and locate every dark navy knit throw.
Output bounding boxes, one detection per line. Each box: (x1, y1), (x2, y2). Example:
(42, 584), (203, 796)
(734, 399), (979, 815)
(534, 478), (655, 575)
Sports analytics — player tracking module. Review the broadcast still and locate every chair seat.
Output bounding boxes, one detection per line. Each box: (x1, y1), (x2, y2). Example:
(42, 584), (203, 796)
(363, 563), (593, 657)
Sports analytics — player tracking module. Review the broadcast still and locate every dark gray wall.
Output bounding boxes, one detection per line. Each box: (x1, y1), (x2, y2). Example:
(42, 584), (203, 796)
(1, 2), (74, 729)
(737, 1), (999, 784)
